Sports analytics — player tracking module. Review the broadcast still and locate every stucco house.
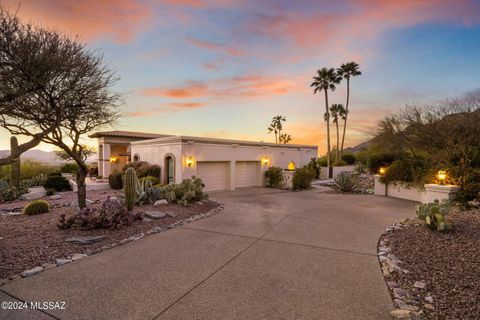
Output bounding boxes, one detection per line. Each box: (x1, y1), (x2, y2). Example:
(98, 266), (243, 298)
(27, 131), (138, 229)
(90, 131), (318, 192)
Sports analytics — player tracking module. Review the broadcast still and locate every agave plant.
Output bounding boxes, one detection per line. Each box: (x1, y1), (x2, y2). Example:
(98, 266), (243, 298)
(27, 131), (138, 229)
(334, 171), (357, 192)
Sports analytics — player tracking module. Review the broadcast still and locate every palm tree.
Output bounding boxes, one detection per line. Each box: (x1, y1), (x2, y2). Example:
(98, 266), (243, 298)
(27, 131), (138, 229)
(329, 104), (346, 163)
(268, 115), (286, 144)
(311, 68), (342, 168)
(279, 133), (292, 144)
(337, 62), (361, 159)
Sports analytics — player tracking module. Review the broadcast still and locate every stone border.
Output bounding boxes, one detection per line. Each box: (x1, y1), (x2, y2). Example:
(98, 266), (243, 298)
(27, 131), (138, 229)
(379, 219), (433, 320)
(0, 202), (224, 286)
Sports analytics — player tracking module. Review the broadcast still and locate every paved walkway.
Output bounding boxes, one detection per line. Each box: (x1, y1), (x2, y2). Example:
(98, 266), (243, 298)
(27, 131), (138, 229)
(0, 188), (416, 320)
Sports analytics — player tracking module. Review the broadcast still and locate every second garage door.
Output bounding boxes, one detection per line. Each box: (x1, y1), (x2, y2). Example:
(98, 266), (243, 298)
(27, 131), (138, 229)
(235, 161), (260, 188)
(196, 161), (229, 192)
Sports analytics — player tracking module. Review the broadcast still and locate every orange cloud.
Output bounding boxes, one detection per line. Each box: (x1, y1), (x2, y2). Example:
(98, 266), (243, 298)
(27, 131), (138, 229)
(166, 102), (206, 108)
(139, 75), (299, 100)
(3, 0), (151, 43)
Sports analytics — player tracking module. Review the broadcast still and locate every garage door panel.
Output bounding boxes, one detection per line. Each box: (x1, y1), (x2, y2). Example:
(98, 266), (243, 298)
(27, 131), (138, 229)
(235, 161), (259, 188)
(197, 162), (229, 192)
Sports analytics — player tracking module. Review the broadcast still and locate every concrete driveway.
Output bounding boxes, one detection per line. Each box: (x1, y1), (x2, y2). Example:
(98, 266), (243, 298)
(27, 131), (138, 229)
(0, 187), (416, 320)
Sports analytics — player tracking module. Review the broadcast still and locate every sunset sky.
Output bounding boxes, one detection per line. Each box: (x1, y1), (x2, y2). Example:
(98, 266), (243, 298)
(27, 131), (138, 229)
(1, 0), (480, 153)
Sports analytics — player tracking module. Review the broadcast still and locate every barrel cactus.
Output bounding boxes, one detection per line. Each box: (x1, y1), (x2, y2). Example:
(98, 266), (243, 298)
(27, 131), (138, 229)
(10, 136), (20, 188)
(124, 167), (138, 211)
(24, 200), (50, 215)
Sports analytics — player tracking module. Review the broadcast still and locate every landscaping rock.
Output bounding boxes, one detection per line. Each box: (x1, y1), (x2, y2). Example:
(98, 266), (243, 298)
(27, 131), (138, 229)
(21, 266), (43, 278)
(390, 309), (420, 320)
(65, 235), (105, 244)
(129, 233), (144, 241)
(20, 187), (47, 200)
(166, 211), (177, 218)
(425, 303), (435, 310)
(144, 211), (167, 219)
(393, 288), (409, 298)
(49, 195), (62, 200)
(70, 199), (94, 207)
(71, 253), (87, 261)
(387, 281), (400, 288)
(154, 199), (168, 206)
(56, 258), (72, 266)
(424, 296), (434, 303)
(42, 263), (56, 270)
(413, 281), (426, 289)
(142, 217), (153, 222)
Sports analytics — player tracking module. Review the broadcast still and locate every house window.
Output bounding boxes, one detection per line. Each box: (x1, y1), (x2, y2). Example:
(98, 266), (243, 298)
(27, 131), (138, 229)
(133, 154), (140, 162)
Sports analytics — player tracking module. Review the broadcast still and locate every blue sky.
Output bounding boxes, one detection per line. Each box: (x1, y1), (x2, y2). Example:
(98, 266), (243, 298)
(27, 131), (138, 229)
(1, 0), (480, 153)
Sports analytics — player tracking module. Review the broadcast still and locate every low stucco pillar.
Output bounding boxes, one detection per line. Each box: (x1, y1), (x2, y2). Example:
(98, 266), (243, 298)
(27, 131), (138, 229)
(424, 184), (460, 204)
(229, 160), (235, 190)
(102, 144), (111, 178)
(374, 174), (387, 196)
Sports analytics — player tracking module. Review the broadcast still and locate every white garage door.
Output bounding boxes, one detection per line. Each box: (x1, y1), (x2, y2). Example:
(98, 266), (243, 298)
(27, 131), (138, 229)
(235, 161), (260, 188)
(196, 161), (229, 192)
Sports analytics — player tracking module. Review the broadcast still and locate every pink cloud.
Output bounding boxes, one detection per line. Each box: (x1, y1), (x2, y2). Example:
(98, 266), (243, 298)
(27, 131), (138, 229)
(187, 37), (244, 56)
(3, 0), (151, 43)
(140, 83), (209, 98)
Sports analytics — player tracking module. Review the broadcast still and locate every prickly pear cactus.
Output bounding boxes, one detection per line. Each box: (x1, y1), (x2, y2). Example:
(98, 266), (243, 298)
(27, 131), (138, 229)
(124, 167), (138, 211)
(10, 136), (20, 188)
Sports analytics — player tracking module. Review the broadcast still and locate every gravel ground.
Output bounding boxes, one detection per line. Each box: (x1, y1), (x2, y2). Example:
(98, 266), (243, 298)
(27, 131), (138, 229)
(385, 209), (480, 319)
(0, 190), (219, 280)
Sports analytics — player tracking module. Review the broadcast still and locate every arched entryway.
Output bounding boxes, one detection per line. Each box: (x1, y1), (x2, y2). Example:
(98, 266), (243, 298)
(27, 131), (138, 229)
(164, 154), (175, 184)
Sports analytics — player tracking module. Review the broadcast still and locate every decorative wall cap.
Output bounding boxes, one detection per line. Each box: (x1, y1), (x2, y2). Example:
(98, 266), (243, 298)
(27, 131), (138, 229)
(424, 184), (460, 192)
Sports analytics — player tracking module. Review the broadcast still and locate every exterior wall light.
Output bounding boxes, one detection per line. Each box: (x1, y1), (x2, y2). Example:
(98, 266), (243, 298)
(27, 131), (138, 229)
(185, 156), (194, 167)
(437, 170), (447, 184)
(288, 161), (296, 171)
(379, 167), (386, 175)
(109, 156), (119, 164)
(261, 157), (270, 166)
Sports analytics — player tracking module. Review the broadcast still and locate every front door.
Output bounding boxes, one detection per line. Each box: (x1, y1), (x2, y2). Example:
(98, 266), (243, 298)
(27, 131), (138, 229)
(167, 157), (174, 184)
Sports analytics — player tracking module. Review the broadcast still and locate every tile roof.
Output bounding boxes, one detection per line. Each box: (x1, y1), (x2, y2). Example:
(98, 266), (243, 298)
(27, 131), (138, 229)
(88, 131), (170, 139)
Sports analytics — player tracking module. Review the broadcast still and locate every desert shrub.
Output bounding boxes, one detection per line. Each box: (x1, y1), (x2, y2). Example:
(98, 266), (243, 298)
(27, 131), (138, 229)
(43, 175), (72, 191)
(0, 179), (8, 190)
(46, 188), (55, 196)
(341, 154), (356, 165)
(108, 172), (123, 189)
(136, 164), (160, 178)
(455, 168), (480, 205)
(58, 197), (141, 230)
(0, 159), (58, 181)
(265, 166), (283, 188)
(0, 185), (27, 202)
(139, 176), (160, 186)
(416, 200), (452, 231)
(24, 200), (50, 215)
(334, 171), (358, 192)
(20, 174), (47, 189)
(353, 162), (368, 174)
(122, 161), (148, 172)
(306, 158), (322, 179)
(60, 162), (79, 174)
(367, 153), (396, 174)
(317, 156), (328, 166)
(292, 166), (315, 191)
(379, 158), (435, 187)
(48, 171), (62, 177)
(88, 165), (98, 177)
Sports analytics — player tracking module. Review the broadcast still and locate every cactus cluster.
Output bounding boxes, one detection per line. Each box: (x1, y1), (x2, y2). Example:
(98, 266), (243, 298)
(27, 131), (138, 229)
(416, 200), (452, 231)
(158, 176), (206, 206)
(10, 136), (20, 188)
(24, 200), (50, 215)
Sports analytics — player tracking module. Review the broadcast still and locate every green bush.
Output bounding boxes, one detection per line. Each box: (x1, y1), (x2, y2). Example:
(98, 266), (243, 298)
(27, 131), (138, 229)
(24, 200), (50, 215)
(367, 153), (396, 174)
(379, 158), (435, 187)
(20, 174), (47, 189)
(139, 176), (160, 186)
(60, 163), (79, 174)
(334, 171), (357, 192)
(108, 172), (123, 190)
(136, 164), (160, 178)
(46, 188), (55, 196)
(43, 175), (72, 192)
(122, 161), (148, 172)
(265, 166), (283, 188)
(292, 166), (315, 191)
(455, 168), (480, 205)
(416, 200), (452, 231)
(341, 154), (356, 165)
(0, 185), (27, 202)
(306, 158), (322, 179)
(317, 156), (328, 166)
(48, 172), (62, 177)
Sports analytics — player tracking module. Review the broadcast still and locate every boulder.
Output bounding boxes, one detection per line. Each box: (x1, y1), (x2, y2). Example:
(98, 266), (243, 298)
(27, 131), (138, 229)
(144, 211), (167, 219)
(71, 253), (87, 261)
(19, 187), (47, 200)
(21, 266), (43, 278)
(56, 258), (72, 266)
(154, 199), (168, 206)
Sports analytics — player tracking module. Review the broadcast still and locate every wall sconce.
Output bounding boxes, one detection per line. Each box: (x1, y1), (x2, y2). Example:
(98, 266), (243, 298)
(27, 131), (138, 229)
(287, 161), (296, 171)
(261, 157), (270, 166)
(437, 170), (446, 184)
(185, 156), (194, 167)
(379, 167), (386, 175)
(109, 156), (119, 164)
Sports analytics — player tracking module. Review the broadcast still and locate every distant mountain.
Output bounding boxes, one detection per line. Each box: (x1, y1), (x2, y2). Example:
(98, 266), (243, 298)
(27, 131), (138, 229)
(0, 149), (98, 164)
(343, 140), (371, 154)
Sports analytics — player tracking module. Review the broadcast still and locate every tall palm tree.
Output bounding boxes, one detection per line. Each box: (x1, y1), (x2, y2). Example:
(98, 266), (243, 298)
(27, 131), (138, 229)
(268, 115), (286, 144)
(330, 104), (346, 163)
(311, 68), (342, 168)
(337, 62), (361, 159)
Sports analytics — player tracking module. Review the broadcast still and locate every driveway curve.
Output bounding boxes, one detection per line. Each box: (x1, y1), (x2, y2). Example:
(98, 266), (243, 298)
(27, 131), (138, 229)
(0, 187), (416, 320)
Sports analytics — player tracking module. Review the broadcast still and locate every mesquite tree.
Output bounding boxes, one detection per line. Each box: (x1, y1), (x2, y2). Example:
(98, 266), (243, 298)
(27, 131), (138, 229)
(0, 8), (121, 208)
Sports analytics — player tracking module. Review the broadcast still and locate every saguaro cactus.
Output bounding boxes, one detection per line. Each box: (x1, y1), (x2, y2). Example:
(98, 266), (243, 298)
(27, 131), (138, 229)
(10, 136), (20, 188)
(124, 167), (137, 211)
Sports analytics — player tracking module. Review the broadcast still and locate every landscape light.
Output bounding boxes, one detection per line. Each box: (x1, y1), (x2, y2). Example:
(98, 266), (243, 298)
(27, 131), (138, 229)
(379, 167), (386, 175)
(437, 170), (447, 184)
